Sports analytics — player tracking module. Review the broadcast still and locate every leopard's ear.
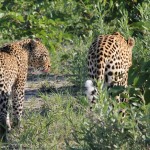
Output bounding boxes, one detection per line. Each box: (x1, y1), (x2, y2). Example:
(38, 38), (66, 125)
(0, 44), (11, 53)
(128, 37), (135, 47)
(23, 39), (37, 51)
(113, 32), (121, 36)
(23, 38), (41, 51)
(34, 38), (41, 42)
(29, 38), (41, 49)
(30, 39), (37, 48)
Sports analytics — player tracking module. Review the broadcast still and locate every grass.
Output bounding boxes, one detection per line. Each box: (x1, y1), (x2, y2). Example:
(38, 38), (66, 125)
(8, 93), (85, 149)
(3, 87), (150, 150)
(0, 0), (150, 149)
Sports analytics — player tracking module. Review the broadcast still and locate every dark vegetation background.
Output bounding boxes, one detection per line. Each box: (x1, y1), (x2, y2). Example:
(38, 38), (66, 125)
(0, 0), (150, 149)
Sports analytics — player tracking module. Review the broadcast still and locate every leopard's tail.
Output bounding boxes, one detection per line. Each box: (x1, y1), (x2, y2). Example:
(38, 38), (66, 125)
(85, 80), (98, 106)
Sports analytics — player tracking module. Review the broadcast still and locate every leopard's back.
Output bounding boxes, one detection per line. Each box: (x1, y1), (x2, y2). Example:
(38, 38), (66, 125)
(0, 52), (18, 93)
(88, 32), (135, 88)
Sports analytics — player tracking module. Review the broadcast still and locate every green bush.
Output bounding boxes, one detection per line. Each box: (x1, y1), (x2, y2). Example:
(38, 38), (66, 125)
(67, 86), (150, 150)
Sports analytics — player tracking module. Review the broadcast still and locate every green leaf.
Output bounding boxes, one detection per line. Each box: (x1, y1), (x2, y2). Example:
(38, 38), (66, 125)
(130, 21), (150, 31)
(133, 77), (139, 86)
(136, 74), (148, 87)
(109, 86), (125, 96)
(144, 89), (150, 104)
(141, 61), (150, 71)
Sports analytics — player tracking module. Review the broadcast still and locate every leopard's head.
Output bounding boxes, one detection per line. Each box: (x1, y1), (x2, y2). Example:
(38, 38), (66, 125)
(27, 38), (51, 73)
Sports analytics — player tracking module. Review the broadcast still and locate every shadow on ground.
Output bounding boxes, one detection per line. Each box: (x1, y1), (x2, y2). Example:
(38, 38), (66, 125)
(25, 73), (81, 101)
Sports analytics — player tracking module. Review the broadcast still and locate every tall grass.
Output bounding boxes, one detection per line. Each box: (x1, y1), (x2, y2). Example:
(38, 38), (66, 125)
(7, 84), (150, 149)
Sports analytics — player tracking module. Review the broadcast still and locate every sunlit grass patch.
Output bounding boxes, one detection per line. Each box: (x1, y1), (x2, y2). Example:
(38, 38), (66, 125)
(8, 93), (86, 149)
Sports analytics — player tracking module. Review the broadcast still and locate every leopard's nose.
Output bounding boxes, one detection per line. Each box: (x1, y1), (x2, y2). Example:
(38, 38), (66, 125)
(47, 64), (51, 71)
(48, 64), (51, 68)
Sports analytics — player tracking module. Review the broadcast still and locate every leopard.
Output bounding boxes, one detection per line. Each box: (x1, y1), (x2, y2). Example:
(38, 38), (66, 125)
(86, 32), (135, 105)
(0, 38), (51, 141)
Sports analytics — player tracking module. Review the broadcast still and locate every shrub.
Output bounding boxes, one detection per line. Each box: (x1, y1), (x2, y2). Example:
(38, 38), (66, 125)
(66, 85), (150, 149)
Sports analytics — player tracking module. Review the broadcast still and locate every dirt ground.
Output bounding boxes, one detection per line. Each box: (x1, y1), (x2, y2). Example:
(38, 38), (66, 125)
(24, 73), (78, 109)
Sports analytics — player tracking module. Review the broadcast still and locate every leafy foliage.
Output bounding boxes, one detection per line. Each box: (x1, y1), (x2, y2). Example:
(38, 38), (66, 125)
(67, 95), (150, 149)
(128, 60), (150, 104)
(0, 0), (150, 149)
